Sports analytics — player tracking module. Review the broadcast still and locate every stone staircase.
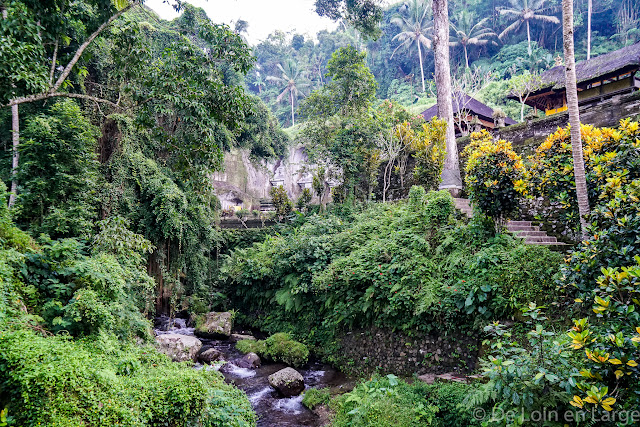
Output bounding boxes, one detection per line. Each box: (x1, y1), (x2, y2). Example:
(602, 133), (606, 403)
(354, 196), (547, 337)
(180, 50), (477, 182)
(453, 198), (566, 246)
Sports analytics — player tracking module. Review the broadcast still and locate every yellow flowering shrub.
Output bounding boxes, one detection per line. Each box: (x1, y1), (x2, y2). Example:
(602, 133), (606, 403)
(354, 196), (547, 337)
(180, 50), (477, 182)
(463, 130), (525, 228)
(412, 118), (447, 192)
(526, 120), (637, 232)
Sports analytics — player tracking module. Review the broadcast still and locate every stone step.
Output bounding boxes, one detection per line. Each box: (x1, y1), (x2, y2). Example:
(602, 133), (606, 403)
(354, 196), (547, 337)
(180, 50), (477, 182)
(451, 199), (565, 247)
(524, 236), (558, 243)
(507, 225), (540, 232)
(512, 230), (548, 237)
(527, 241), (568, 246)
(507, 220), (532, 227)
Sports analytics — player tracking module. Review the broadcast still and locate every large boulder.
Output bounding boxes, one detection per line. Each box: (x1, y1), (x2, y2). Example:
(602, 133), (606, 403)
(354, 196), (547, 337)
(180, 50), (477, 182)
(156, 334), (202, 362)
(268, 367), (305, 397)
(233, 352), (261, 369)
(194, 312), (233, 339)
(198, 348), (223, 364)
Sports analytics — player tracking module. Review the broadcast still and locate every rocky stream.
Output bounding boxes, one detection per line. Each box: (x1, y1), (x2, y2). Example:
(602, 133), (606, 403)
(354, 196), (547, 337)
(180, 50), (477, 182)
(154, 316), (354, 426)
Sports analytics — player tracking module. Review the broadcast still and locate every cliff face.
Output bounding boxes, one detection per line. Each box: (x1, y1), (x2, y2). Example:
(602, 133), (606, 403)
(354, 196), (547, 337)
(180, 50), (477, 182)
(212, 145), (314, 210)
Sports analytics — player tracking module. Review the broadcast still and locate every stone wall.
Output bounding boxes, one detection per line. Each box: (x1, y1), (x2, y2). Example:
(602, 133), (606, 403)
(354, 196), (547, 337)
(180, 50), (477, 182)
(337, 327), (479, 376)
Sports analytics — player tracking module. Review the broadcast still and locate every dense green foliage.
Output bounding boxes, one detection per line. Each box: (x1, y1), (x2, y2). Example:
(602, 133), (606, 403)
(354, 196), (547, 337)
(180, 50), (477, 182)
(302, 387), (331, 410)
(15, 100), (100, 238)
(331, 375), (480, 426)
(0, 331), (256, 427)
(222, 188), (562, 362)
(531, 121), (640, 291)
(0, 182), (255, 426)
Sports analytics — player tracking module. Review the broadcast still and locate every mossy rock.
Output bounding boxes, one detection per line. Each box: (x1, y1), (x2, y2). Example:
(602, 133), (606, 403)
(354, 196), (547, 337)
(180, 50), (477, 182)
(236, 332), (309, 367)
(193, 312), (233, 339)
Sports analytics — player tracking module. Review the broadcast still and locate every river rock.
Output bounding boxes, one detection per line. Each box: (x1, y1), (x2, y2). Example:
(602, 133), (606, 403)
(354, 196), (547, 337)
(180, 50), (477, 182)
(155, 334), (202, 362)
(233, 352), (261, 369)
(268, 367), (305, 397)
(230, 333), (256, 342)
(198, 348), (223, 364)
(194, 312), (233, 339)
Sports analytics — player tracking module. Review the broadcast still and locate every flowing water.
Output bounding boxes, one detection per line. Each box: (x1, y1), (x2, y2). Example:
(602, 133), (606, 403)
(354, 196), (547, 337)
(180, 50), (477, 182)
(155, 316), (355, 426)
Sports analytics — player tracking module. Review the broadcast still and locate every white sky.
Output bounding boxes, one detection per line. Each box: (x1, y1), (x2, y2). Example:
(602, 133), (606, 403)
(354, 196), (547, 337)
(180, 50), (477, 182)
(145, 0), (341, 45)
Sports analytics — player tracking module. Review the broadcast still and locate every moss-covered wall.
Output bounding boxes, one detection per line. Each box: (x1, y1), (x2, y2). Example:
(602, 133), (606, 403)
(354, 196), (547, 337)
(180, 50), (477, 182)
(337, 327), (478, 376)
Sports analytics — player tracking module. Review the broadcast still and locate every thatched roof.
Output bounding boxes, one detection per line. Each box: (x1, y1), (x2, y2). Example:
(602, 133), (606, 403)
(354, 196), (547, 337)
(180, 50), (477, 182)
(421, 93), (517, 125)
(540, 42), (640, 90)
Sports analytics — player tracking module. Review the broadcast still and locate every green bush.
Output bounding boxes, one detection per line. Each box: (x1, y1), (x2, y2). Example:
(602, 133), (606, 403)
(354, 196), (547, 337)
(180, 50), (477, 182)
(331, 375), (479, 427)
(296, 188), (313, 211)
(19, 238), (154, 339)
(559, 120), (640, 301)
(423, 189), (455, 227)
(463, 130), (525, 230)
(14, 99), (100, 239)
(236, 333), (309, 367)
(469, 305), (579, 425)
(223, 195), (563, 360)
(236, 339), (267, 355)
(270, 185), (293, 220)
(0, 330), (256, 426)
(302, 387), (331, 409)
(567, 258), (640, 416)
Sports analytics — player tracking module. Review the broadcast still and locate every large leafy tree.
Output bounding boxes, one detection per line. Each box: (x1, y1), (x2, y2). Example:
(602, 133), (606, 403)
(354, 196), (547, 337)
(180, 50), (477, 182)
(1, 0), (139, 207)
(16, 99), (100, 238)
(314, 0), (384, 39)
(562, 0), (590, 238)
(390, 0), (432, 93)
(301, 46), (379, 200)
(498, 0), (560, 56)
(267, 60), (311, 127)
(450, 11), (498, 69)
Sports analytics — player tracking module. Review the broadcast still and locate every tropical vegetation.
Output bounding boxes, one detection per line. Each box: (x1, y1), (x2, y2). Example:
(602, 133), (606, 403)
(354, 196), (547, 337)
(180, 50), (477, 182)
(2, 0), (640, 425)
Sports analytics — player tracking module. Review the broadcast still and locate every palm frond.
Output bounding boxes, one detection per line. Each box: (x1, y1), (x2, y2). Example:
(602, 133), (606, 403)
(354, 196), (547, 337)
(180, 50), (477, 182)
(276, 88), (290, 103)
(499, 20), (522, 40)
(532, 14), (560, 24)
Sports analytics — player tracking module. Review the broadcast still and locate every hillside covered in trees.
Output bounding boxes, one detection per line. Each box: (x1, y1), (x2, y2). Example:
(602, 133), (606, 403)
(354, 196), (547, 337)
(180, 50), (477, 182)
(250, 0), (637, 125)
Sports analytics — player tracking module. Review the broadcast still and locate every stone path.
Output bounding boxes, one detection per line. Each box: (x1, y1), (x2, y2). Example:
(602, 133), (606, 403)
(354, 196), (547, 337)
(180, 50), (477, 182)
(453, 198), (566, 246)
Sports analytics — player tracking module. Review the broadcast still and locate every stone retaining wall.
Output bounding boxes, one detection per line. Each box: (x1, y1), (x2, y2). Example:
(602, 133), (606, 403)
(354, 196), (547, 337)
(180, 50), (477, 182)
(337, 327), (479, 376)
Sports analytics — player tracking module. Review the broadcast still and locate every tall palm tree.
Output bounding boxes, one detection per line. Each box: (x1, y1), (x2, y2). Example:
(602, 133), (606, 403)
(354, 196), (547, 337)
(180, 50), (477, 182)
(562, 0), (590, 239)
(390, 0), (433, 92)
(450, 11), (498, 69)
(267, 60), (310, 127)
(433, 0), (461, 195)
(587, 0), (592, 59)
(499, 0), (560, 56)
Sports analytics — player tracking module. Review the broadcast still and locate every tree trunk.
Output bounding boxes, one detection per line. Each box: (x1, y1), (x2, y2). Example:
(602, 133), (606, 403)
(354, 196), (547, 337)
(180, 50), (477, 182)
(9, 104), (19, 207)
(464, 44), (469, 69)
(563, 0), (590, 239)
(417, 41), (426, 93)
(290, 91), (295, 127)
(433, 0), (462, 194)
(587, 0), (592, 60)
(4, 2), (135, 206)
(526, 19), (532, 56)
